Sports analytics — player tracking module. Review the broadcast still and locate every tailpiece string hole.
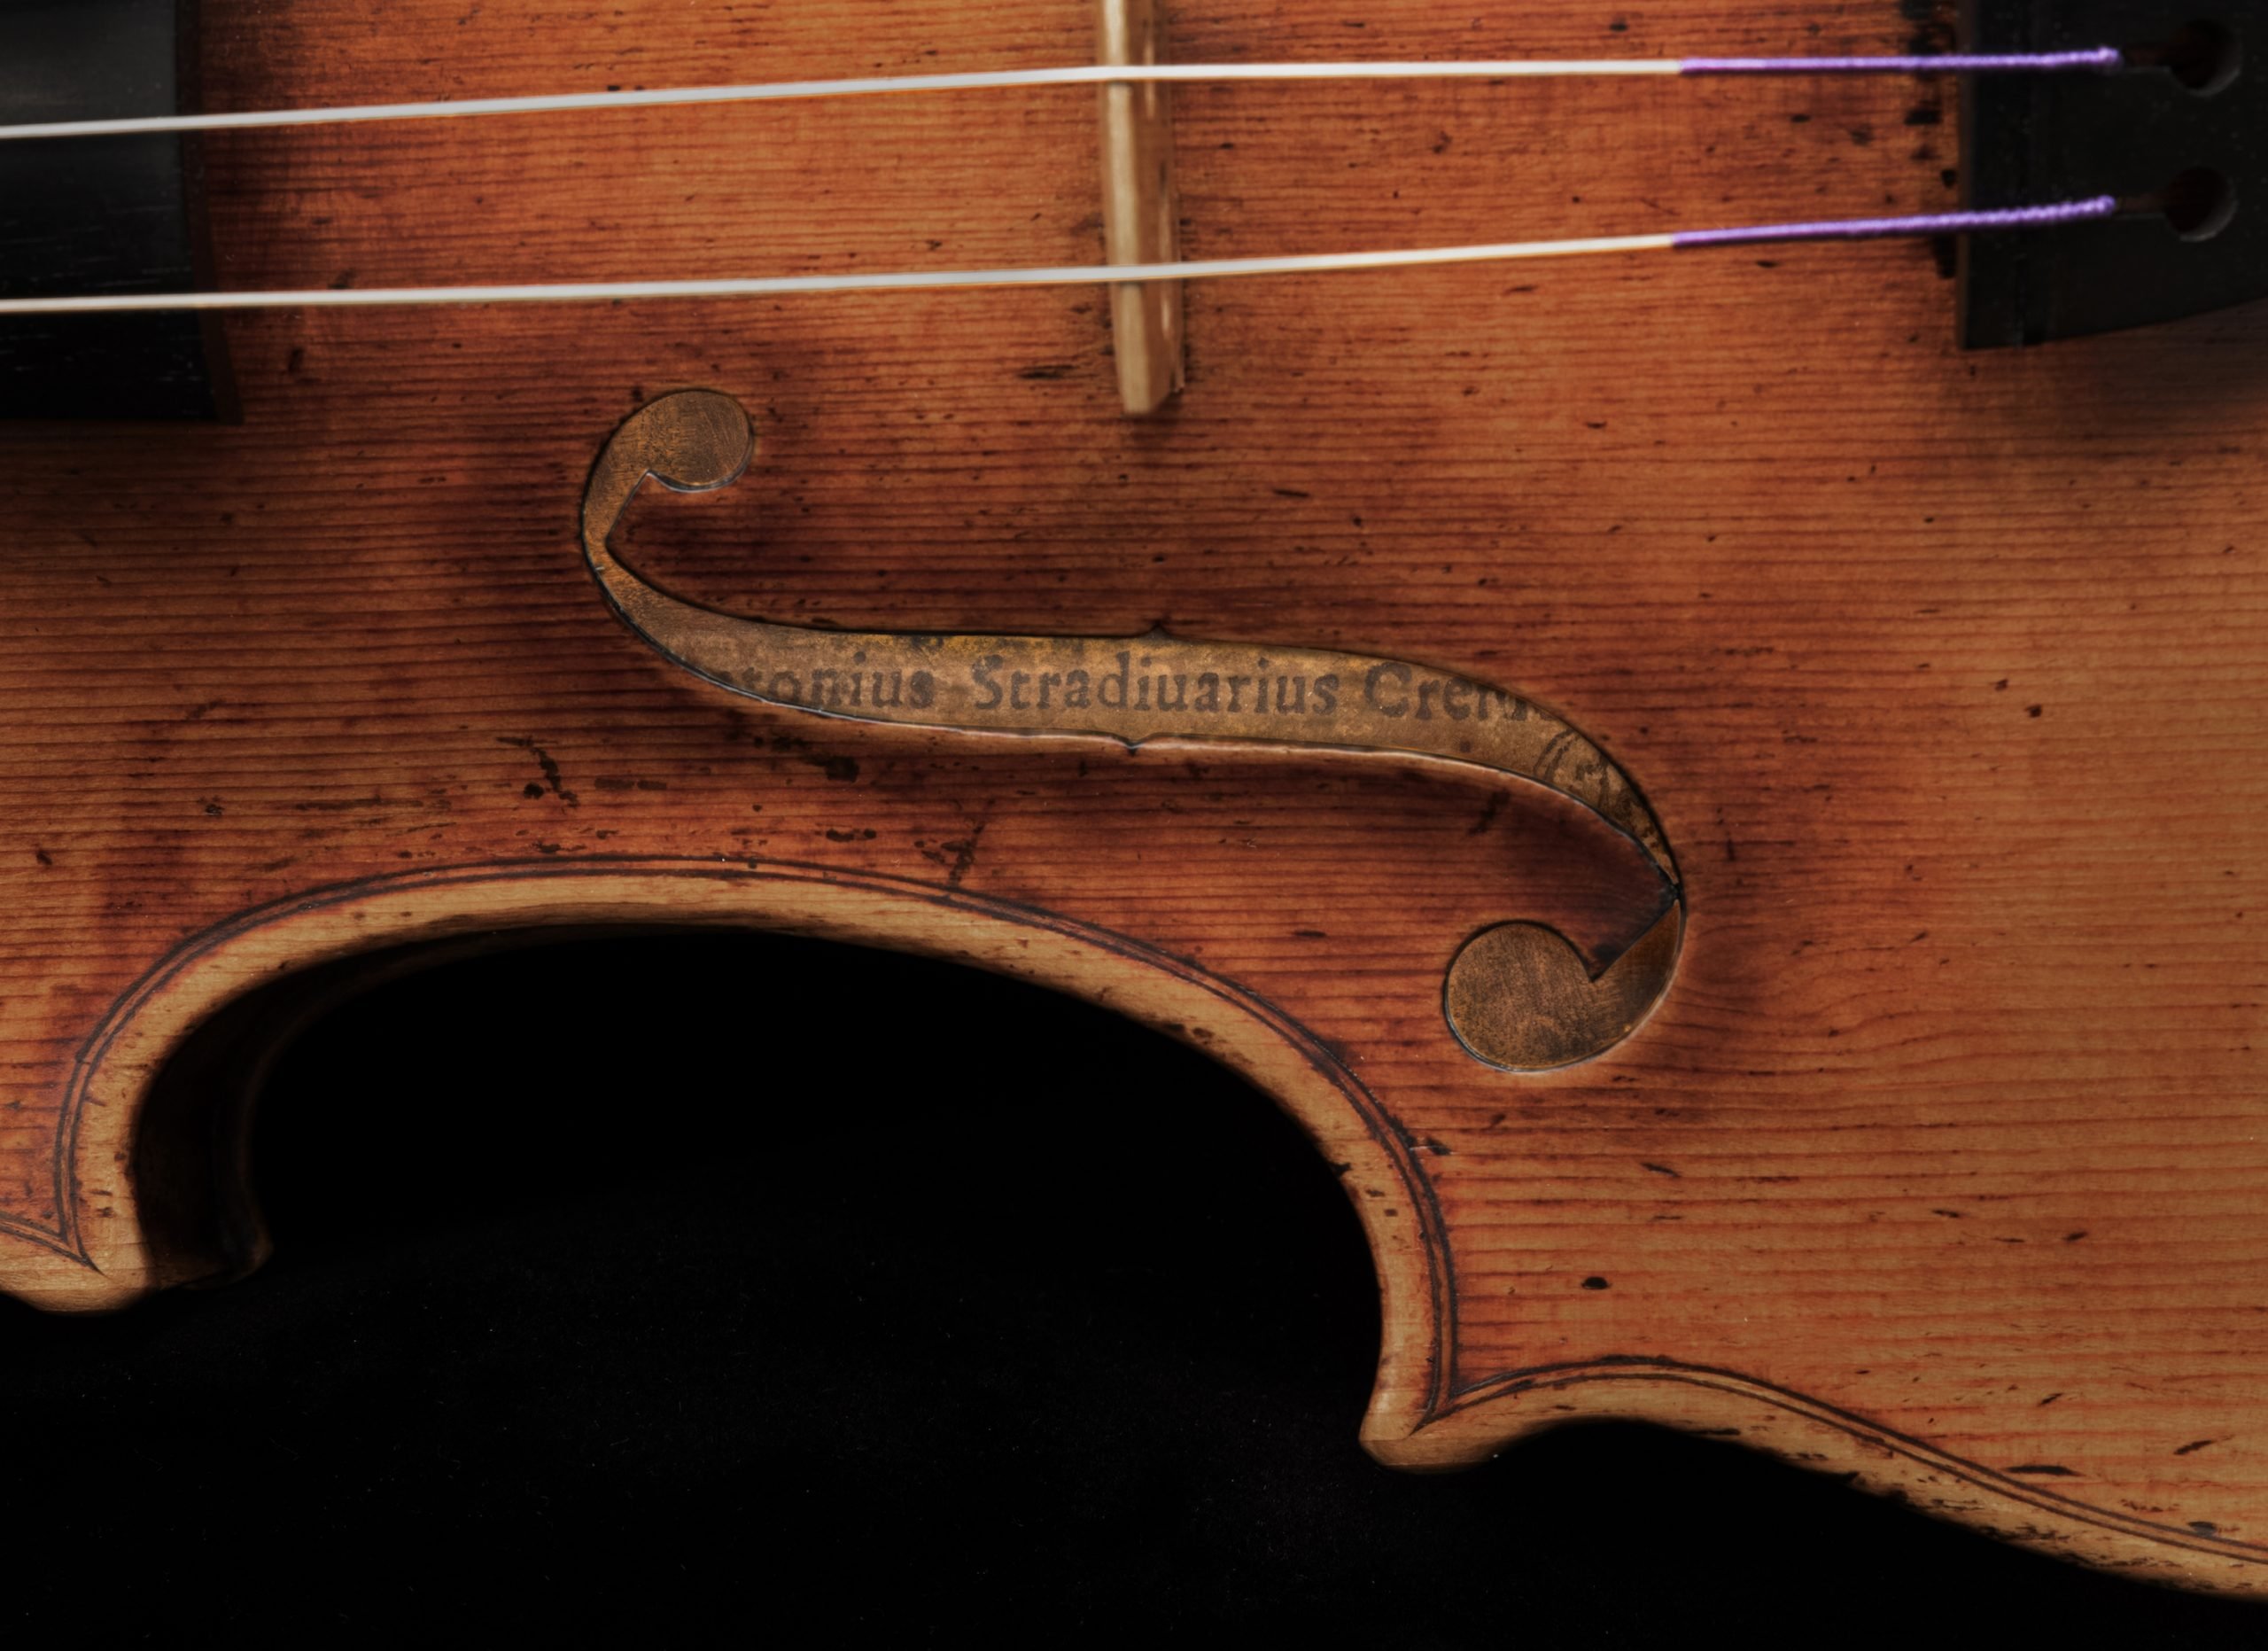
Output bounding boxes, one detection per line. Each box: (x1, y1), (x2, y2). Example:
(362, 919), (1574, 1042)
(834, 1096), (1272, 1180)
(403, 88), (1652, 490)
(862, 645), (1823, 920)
(2125, 20), (2241, 94)
(2124, 167), (2240, 240)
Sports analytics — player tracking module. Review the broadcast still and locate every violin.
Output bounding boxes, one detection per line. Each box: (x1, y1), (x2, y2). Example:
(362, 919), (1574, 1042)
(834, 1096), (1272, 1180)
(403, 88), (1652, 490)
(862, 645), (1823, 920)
(2, 0), (2263, 1600)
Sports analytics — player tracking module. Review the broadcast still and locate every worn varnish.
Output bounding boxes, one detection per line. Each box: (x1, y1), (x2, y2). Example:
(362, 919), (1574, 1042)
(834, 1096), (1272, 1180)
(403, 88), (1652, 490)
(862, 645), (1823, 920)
(0, 0), (2263, 1594)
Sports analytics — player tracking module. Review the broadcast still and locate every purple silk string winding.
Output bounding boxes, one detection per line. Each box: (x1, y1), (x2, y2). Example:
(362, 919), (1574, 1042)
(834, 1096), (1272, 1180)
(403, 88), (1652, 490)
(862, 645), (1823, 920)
(1680, 48), (2124, 74)
(1674, 195), (2120, 249)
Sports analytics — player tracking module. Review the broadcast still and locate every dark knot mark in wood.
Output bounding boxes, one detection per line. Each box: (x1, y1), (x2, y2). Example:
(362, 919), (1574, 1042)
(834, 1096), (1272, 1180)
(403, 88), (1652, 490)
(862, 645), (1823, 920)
(579, 390), (1684, 1071)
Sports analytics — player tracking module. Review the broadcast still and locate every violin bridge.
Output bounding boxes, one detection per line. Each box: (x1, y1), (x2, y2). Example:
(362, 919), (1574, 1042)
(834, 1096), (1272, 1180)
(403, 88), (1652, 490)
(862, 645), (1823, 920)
(1097, 0), (1184, 415)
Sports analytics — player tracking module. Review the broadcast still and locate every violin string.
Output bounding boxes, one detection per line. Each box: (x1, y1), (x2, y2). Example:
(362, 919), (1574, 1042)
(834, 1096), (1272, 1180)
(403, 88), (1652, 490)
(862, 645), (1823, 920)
(0, 198), (2118, 316)
(0, 49), (2124, 143)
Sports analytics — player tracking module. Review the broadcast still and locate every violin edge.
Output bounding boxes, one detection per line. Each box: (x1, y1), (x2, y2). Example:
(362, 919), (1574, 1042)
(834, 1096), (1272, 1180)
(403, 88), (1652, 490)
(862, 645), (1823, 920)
(1, 858), (2260, 1598)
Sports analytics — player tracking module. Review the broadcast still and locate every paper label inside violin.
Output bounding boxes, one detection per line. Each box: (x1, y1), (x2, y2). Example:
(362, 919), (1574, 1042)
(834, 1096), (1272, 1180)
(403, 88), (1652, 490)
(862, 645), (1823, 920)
(581, 390), (1683, 1070)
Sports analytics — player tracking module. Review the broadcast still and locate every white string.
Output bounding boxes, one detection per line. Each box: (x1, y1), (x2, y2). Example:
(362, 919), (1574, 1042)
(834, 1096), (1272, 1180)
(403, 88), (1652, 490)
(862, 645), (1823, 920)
(0, 60), (1686, 143)
(0, 233), (1682, 315)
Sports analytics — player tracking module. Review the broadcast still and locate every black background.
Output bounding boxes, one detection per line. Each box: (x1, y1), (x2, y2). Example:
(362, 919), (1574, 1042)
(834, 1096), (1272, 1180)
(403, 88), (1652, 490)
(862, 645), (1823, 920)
(5, 933), (2260, 1640)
